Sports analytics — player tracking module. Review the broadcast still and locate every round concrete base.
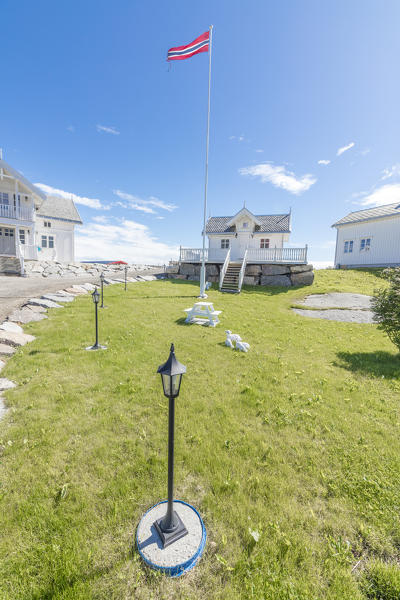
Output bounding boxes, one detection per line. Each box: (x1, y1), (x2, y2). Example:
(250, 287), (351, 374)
(85, 344), (107, 351)
(136, 500), (206, 577)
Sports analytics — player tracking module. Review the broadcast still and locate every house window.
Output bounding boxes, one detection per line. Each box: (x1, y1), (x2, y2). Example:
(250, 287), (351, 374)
(243, 222), (248, 228)
(0, 192), (9, 204)
(19, 230), (25, 245)
(44, 221), (51, 228)
(221, 239), (230, 249)
(41, 235), (48, 248)
(344, 240), (353, 253)
(4, 228), (14, 237)
(48, 236), (54, 249)
(360, 238), (371, 251)
(260, 238), (270, 249)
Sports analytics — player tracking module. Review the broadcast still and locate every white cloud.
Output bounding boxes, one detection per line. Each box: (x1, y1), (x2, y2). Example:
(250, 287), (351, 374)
(229, 134), (245, 142)
(35, 183), (108, 210)
(96, 124), (120, 135)
(359, 183), (400, 207)
(255, 149), (264, 153)
(359, 148), (370, 156)
(239, 162), (316, 195)
(113, 189), (177, 213)
(381, 164), (400, 180)
(92, 215), (108, 223)
(337, 142), (355, 156)
(317, 159), (331, 165)
(75, 217), (178, 264)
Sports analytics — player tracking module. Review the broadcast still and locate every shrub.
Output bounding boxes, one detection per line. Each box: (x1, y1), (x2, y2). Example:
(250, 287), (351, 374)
(360, 560), (400, 599)
(371, 268), (400, 352)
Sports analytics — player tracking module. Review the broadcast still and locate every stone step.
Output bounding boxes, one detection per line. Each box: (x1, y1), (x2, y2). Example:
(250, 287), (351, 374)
(0, 378), (16, 391)
(0, 322), (23, 334)
(0, 331), (35, 347)
(0, 344), (16, 356)
(28, 298), (63, 309)
(8, 308), (47, 324)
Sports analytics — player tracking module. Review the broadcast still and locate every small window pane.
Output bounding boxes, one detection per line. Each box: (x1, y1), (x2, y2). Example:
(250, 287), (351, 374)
(221, 239), (229, 249)
(41, 235), (47, 248)
(48, 236), (54, 248)
(19, 230), (25, 244)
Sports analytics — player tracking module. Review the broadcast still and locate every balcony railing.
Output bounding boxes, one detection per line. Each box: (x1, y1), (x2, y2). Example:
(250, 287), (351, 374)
(180, 246), (308, 264)
(0, 203), (34, 221)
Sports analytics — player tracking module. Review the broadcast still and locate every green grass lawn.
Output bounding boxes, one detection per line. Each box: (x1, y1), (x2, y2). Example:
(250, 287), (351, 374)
(1, 270), (400, 599)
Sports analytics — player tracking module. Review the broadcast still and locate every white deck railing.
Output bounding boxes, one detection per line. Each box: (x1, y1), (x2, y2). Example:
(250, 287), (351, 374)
(180, 246), (308, 264)
(238, 247), (248, 292)
(219, 248), (231, 290)
(0, 203), (34, 221)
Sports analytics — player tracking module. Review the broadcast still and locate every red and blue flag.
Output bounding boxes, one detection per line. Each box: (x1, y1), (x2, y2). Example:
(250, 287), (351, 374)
(167, 31), (209, 61)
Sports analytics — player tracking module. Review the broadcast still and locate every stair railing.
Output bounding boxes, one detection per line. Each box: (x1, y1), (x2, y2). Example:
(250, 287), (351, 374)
(238, 247), (248, 292)
(219, 248), (231, 290)
(16, 241), (25, 276)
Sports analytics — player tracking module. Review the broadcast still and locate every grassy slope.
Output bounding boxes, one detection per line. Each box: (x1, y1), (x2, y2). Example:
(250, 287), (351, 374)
(0, 270), (399, 600)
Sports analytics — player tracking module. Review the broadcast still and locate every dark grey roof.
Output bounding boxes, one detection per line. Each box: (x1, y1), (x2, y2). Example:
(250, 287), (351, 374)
(332, 202), (400, 227)
(36, 196), (83, 224)
(206, 214), (290, 234)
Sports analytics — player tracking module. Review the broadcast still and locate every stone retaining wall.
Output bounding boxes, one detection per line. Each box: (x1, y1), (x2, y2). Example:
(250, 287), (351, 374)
(166, 263), (314, 286)
(23, 260), (158, 279)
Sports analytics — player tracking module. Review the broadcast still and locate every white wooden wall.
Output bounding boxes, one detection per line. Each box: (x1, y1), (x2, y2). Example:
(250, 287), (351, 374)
(335, 216), (400, 266)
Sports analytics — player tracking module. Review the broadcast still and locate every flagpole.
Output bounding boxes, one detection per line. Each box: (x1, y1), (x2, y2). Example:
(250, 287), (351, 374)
(199, 25), (213, 298)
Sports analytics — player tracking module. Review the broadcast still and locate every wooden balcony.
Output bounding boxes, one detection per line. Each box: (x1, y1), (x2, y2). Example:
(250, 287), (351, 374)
(0, 203), (34, 221)
(180, 246), (308, 264)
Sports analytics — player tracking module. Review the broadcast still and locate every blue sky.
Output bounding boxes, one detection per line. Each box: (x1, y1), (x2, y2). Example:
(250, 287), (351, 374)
(2, 0), (400, 265)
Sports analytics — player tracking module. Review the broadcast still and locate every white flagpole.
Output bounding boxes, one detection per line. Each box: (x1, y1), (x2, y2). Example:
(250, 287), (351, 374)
(199, 25), (213, 298)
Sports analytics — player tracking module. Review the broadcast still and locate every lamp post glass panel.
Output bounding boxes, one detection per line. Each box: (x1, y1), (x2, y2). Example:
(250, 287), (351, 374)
(85, 287), (107, 351)
(154, 344), (188, 548)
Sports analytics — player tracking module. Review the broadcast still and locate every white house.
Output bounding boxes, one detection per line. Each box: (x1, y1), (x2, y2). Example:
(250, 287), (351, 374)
(0, 157), (82, 274)
(180, 206), (307, 264)
(332, 202), (400, 268)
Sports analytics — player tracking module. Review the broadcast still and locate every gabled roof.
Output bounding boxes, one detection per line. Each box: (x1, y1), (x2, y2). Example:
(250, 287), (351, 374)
(226, 207), (262, 227)
(206, 213), (291, 234)
(0, 159), (46, 201)
(36, 196), (83, 224)
(332, 202), (400, 227)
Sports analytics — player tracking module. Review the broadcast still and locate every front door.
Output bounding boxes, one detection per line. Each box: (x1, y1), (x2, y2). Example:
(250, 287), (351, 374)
(0, 227), (16, 255)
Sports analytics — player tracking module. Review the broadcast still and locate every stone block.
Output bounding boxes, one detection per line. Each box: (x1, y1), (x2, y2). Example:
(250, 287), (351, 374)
(260, 274), (292, 287)
(261, 264), (290, 275)
(0, 378), (16, 391)
(206, 264), (219, 277)
(166, 265), (179, 274)
(0, 344), (16, 356)
(0, 322), (23, 334)
(187, 275), (200, 281)
(179, 264), (197, 276)
(290, 264), (313, 274)
(291, 271), (314, 286)
(171, 274), (187, 280)
(28, 298), (63, 309)
(243, 275), (259, 286)
(0, 331), (35, 347)
(245, 265), (262, 276)
(208, 275), (219, 283)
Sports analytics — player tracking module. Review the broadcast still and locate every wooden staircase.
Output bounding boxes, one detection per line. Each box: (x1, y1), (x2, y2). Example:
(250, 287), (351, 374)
(0, 256), (23, 276)
(220, 262), (242, 293)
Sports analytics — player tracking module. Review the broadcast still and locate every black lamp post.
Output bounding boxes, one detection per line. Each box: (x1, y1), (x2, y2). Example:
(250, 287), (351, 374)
(86, 287), (107, 350)
(154, 343), (188, 548)
(100, 272), (106, 308)
(124, 265), (128, 291)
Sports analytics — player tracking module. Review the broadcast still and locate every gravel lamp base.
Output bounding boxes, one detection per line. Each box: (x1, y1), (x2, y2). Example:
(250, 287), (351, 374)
(136, 500), (206, 577)
(85, 344), (107, 351)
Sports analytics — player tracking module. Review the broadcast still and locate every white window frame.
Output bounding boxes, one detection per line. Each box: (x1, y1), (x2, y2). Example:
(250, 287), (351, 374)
(41, 235), (48, 248)
(360, 237), (371, 252)
(19, 229), (25, 245)
(0, 192), (9, 205)
(221, 238), (230, 249)
(48, 235), (54, 249)
(260, 238), (270, 249)
(344, 240), (353, 253)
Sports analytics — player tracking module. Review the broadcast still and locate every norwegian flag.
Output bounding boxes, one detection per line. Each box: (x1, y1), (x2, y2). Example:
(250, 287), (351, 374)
(167, 31), (209, 61)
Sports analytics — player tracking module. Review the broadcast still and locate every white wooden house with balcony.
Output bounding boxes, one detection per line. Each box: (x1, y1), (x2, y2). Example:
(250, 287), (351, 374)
(179, 207), (309, 292)
(0, 158), (82, 275)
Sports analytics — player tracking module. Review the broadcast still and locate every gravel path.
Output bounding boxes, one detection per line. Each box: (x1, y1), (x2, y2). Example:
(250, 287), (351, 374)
(0, 267), (162, 324)
(293, 293), (376, 323)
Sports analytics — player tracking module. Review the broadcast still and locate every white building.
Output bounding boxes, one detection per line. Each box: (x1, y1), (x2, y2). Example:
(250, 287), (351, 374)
(332, 203), (400, 268)
(0, 158), (82, 274)
(180, 206), (307, 264)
